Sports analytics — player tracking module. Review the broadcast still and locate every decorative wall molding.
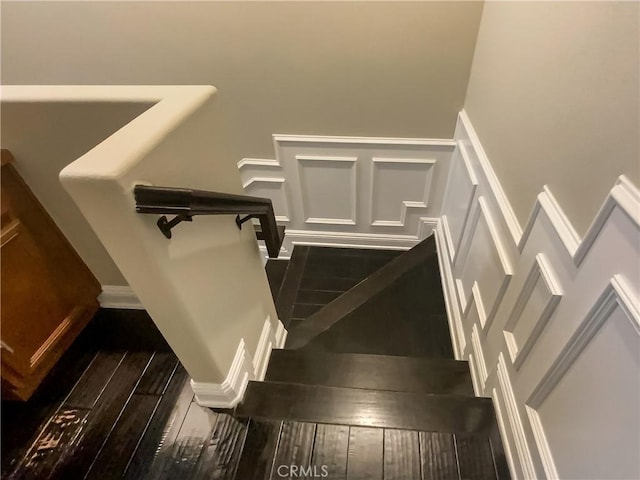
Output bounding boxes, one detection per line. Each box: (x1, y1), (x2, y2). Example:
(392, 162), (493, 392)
(370, 157), (436, 227)
(527, 275), (639, 408)
(496, 354), (537, 479)
(504, 253), (563, 369)
(471, 324), (487, 389)
(192, 316), (288, 408)
(239, 134), (455, 254)
(441, 141), (478, 263)
(98, 285), (143, 309)
(458, 111), (523, 245)
(434, 223), (465, 358)
(296, 155), (357, 226)
(272, 134), (456, 147)
(455, 196), (513, 333)
(438, 111), (640, 479)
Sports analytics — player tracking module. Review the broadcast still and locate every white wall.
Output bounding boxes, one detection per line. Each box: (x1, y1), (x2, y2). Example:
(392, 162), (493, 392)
(438, 112), (640, 479)
(1, 101), (150, 285)
(464, 1), (639, 235)
(1, 1), (482, 159)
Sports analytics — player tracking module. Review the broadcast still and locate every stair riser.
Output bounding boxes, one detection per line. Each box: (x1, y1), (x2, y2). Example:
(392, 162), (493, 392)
(237, 382), (497, 435)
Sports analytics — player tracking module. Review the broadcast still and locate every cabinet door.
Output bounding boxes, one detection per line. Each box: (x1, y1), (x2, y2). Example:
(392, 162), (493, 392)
(1, 152), (101, 400)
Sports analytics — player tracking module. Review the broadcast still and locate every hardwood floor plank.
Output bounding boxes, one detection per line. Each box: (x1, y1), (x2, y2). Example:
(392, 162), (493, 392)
(419, 431), (459, 480)
(291, 303), (324, 319)
(276, 246), (309, 325)
(303, 256), (370, 280)
(89, 309), (171, 351)
(270, 421), (316, 479)
(306, 246), (402, 260)
(134, 351), (179, 395)
(295, 289), (342, 305)
(299, 276), (358, 292)
(346, 426), (383, 480)
(265, 350), (474, 395)
(311, 424), (349, 480)
(162, 401), (219, 478)
(234, 419), (282, 480)
(63, 350), (126, 409)
(193, 413), (248, 480)
(1, 339), (97, 477)
(84, 394), (161, 479)
(49, 351), (154, 479)
(8, 407), (90, 480)
(383, 429), (421, 480)
(455, 434), (497, 480)
(124, 365), (193, 480)
(237, 382), (496, 434)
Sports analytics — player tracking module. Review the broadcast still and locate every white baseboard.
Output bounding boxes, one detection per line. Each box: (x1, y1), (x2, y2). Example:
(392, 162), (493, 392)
(192, 316), (287, 409)
(98, 285), (144, 309)
(260, 218), (439, 260)
(191, 338), (254, 409)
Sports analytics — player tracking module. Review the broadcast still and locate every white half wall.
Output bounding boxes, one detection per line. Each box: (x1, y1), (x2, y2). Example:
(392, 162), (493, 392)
(437, 111), (640, 479)
(1, 85), (284, 392)
(238, 135), (455, 256)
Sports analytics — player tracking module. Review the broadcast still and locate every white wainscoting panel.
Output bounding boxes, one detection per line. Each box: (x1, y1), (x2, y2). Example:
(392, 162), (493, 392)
(239, 135), (455, 255)
(441, 142), (478, 262)
(297, 155), (357, 225)
(455, 196), (513, 331)
(370, 157), (435, 226)
(504, 253), (563, 369)
(438, 111), (640, 479)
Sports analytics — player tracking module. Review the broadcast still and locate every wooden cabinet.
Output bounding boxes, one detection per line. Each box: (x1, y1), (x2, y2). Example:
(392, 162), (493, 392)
(1, 150), (100, 400)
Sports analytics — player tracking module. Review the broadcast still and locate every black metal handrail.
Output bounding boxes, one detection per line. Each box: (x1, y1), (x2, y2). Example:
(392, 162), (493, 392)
(133, 184), (284, 258)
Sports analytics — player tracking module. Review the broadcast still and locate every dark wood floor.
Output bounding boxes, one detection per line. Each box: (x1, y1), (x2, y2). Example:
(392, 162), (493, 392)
(2, 242), (509, 480)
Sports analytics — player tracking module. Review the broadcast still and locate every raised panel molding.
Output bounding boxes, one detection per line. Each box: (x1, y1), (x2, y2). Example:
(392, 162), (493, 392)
(496, 354), (537, 479)
(504, 253), (563, 369)
(455, 196), (513, 332)
(471, 324), (488, 389)
(238, 134), (455, 254)
(441, 141), (478, 263)
(370, 157), (436, 226)
(296, 155), (357, 226)
(438, 111), (640, 479)
(242, 177), (291, 223)
(527, 275), (639, 409)
(526, 276), (639, 479)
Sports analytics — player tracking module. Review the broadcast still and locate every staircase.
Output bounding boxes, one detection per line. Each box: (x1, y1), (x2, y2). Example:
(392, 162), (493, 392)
(234, 236), (509, 479)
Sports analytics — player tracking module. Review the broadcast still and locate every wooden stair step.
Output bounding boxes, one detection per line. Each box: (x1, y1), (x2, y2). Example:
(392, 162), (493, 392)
(285, 235), (438, 349)
(235, 382), (496, 435)
(265, 350), (474, 396)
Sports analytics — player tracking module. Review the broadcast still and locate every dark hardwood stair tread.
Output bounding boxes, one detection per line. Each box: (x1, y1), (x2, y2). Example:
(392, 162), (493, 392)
(265, 350), (474, 396)
(285, 235), (437, 349)
(235, 382), (495, 434)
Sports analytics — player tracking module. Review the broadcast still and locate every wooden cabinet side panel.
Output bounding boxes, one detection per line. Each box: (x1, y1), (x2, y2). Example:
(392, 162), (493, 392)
(1, 152), (101, 400)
